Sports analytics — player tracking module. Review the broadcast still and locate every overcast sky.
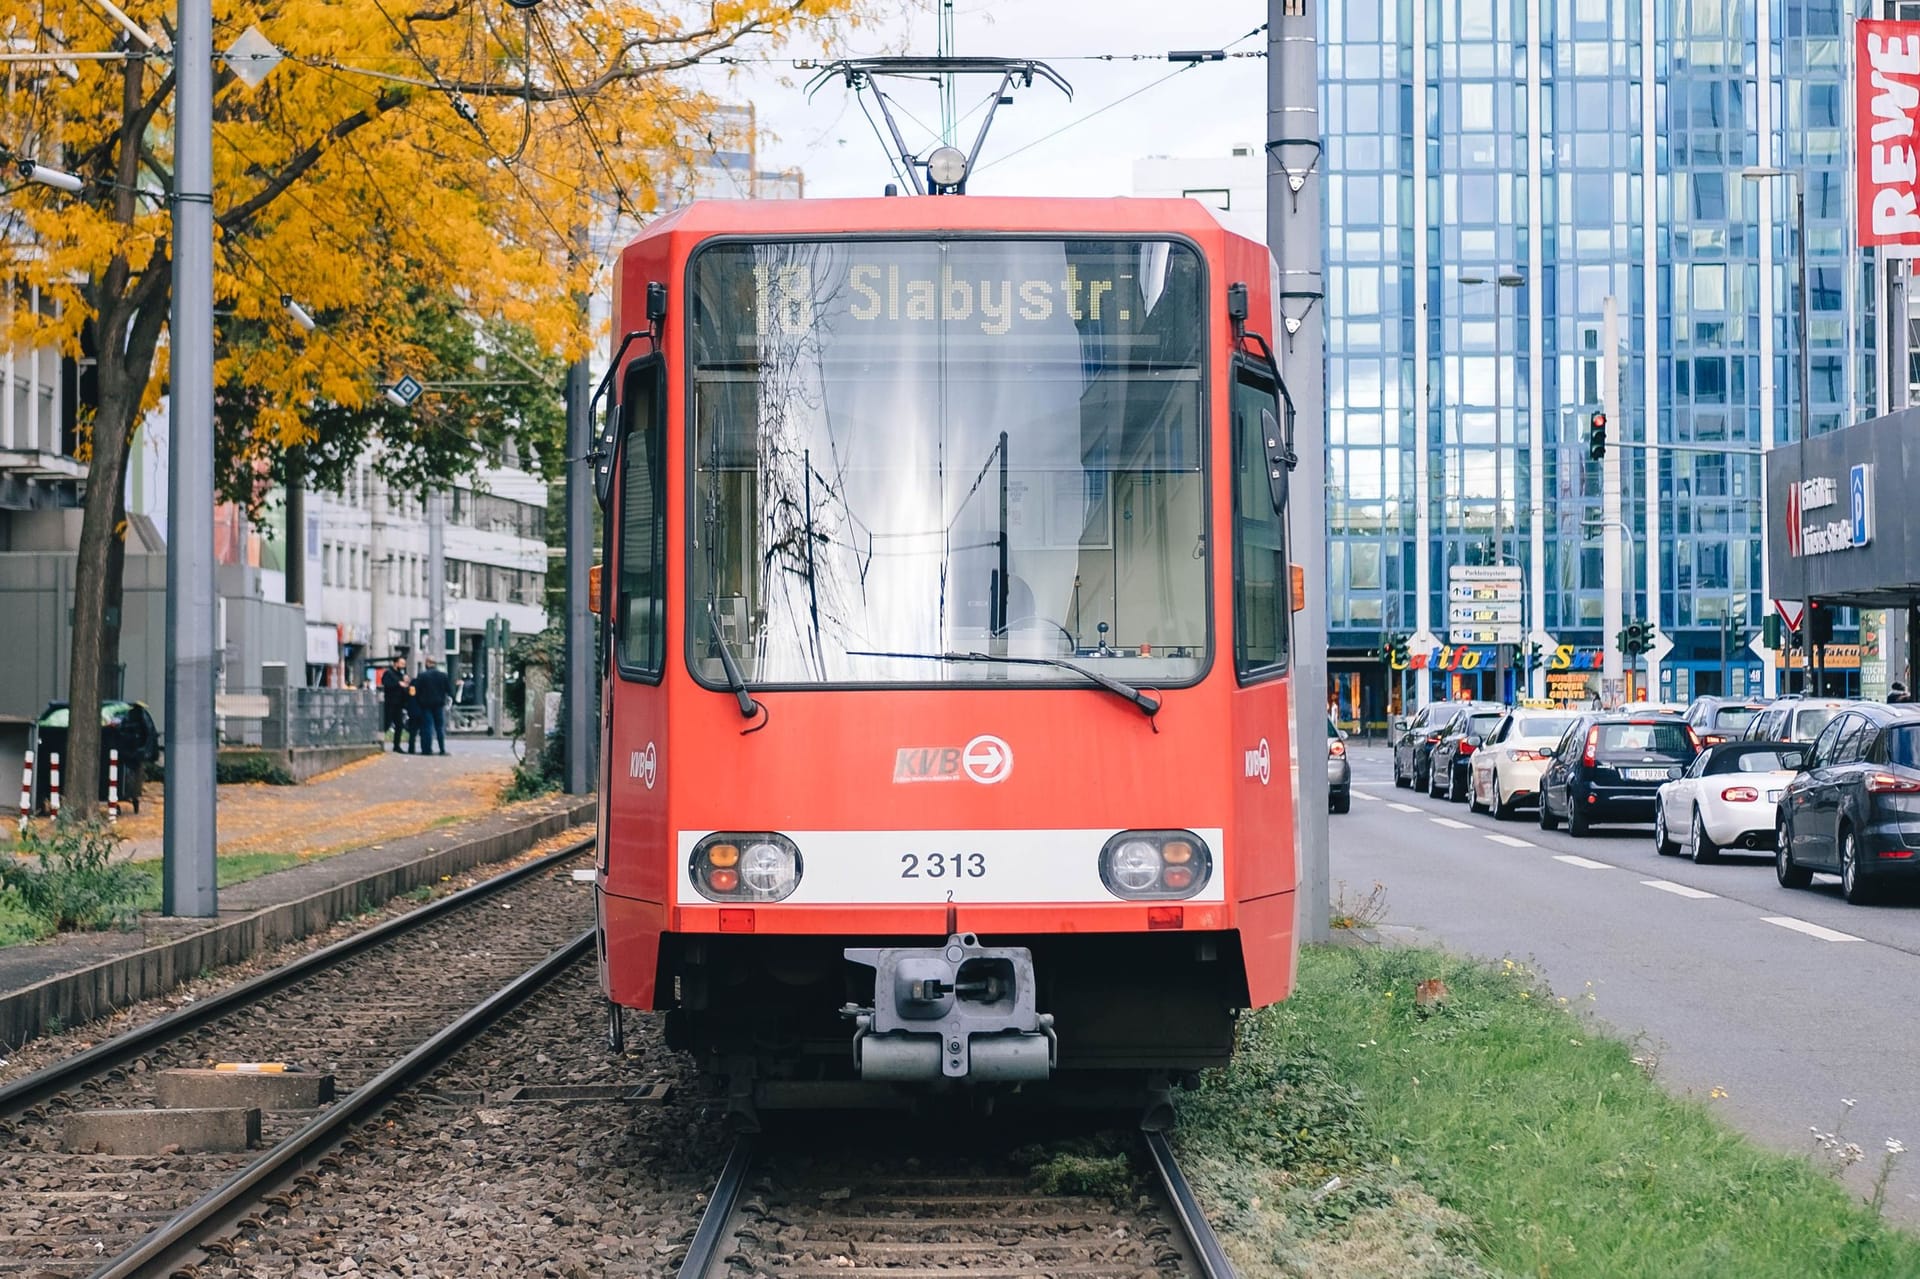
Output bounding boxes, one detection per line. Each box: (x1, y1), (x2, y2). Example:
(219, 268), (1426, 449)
(698, 1), (1267, 199)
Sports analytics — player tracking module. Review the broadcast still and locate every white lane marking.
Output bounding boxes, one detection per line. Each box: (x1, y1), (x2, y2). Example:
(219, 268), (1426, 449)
(1640, 879), (1718, 900)
(1388, 802), (1420, 813)
(1761, 916), (1862, 943)
(1486, 834), (1534, 848)
(1553, 854), (1613, 870)
(1351, 790), (1378, 802)
(1432, 817), (1472, 829)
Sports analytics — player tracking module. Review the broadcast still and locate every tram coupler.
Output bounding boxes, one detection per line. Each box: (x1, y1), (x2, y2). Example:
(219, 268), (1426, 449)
(844, 933), (1057, 1083)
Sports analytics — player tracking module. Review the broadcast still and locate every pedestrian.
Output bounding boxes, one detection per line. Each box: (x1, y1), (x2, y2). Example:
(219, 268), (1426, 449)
(410, 655), (453, 756)
(1890, 681), (1910, 704)
(378, 656), (410, 752)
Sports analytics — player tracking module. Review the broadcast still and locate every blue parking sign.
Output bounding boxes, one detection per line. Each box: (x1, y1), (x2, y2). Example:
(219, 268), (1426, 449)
(1850, 463), (1873, 548)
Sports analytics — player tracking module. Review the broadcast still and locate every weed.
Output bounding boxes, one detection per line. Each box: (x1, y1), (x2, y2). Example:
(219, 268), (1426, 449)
(407, 885), (434, 902)
(1329, 879), (1389, 931)
(2, 821), (148, 933)
(501, 733), (564, 803)
(44, 1013), (62, 1035)
(213, 753), (297, 786)
(1872, 1140), (1907, 1216)
(1015, 1137), (1136, 1196)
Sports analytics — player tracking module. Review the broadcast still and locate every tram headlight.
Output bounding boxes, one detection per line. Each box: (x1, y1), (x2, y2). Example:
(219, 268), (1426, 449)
(926, 145), (968, 189)
(1098, 830), (1212, 901)
(691, 832), (802, 902)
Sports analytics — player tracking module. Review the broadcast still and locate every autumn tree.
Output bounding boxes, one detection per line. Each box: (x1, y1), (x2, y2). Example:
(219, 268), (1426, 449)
(2, 0), (863, 818)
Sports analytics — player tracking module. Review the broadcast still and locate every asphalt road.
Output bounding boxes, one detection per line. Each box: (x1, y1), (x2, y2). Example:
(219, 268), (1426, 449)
(1334, 739), (1920, 1223)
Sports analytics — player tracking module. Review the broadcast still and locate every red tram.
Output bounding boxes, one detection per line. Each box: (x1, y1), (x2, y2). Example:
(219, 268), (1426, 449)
(590, 195), (1300, 1119)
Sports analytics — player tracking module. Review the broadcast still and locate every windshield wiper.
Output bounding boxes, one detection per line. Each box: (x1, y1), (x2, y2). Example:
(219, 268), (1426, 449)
(845, 649), (1160, 721)
(707, 601), (759, 719)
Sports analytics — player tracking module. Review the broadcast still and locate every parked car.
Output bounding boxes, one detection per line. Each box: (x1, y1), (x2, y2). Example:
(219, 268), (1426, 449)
(1328, 716), (1351, 814)
(1776, 704), (1920, 904)
(1391, 699), (1482, 791)
(1428, 703), (1509, 802)
(1468, 707), (1584, 818)
(1744, 696), (1852, 745)
(1654, 741), (1809, 864)
(1684, 696), (1771, 747)
(1539, 715), (1701, 836)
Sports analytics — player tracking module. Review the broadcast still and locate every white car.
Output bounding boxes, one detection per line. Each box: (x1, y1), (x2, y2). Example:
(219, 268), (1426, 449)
(1653, 741), (1811, 864)
(1467, 709), (1583, 819)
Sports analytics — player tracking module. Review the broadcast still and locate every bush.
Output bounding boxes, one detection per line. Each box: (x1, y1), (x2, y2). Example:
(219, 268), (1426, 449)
(3, 820), (150, 932)
(501, 732), (565, 803)
(215, 752), (297, 786)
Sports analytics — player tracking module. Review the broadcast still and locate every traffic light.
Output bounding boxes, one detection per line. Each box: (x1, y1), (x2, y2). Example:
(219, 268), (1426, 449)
(1617, 619), (1654, 656)
(1389, 634), (1411, 666)
(1763, 614), (1783, 650)
(1588, 411), (1607, 461)
(1810, 603), (1834, 646)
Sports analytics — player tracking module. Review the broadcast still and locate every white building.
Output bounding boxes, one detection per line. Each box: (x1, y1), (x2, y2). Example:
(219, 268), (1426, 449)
(1130, 147), (1266, 242)
(301, 455), (550, 689)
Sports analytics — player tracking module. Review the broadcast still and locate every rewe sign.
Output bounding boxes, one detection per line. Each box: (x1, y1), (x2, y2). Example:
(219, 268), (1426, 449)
(1859, 21), (1920, 248)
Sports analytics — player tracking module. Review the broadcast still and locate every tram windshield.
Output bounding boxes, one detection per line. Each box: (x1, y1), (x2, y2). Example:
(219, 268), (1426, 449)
(686, 238), (1208, 688)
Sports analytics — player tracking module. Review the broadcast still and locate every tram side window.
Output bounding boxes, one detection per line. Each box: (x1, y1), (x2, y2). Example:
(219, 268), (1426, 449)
(617, 357), (666, 679)
(1233, 366), (1289, 678)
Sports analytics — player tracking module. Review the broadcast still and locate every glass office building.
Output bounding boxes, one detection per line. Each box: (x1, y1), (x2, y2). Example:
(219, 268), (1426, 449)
(1320, 0), (1886, 721)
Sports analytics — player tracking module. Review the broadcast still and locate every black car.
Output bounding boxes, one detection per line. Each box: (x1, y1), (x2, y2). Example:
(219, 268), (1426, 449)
(1539, 714), (1699, 836)
(1428, 704), (1509, 802)
(1684, 695), (1770, 747)
(1776, 703), (1920, 904)
(1392, 699), (1483, 791)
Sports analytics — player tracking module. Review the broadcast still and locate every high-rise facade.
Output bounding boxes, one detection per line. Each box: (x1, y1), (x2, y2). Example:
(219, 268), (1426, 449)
(1321, 0), (1888, 720)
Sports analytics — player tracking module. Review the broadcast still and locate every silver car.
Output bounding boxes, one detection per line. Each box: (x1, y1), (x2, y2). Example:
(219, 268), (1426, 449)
(1328, 717), (1351, 814)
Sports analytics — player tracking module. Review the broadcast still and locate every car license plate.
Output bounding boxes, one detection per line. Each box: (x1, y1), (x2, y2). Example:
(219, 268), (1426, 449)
(1768, 789), (1783, 802)
(1623, 768), (1667, 781)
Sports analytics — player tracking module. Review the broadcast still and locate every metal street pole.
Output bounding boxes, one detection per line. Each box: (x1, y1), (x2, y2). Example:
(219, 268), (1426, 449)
(564, 353), (594, 794)
(427, 490), (445, 662)
(163, 0), (217, 916)
(1271, 0), (1329, 944)
(1795, 180), (1816, 695)
(1601, 296), (1624, 708)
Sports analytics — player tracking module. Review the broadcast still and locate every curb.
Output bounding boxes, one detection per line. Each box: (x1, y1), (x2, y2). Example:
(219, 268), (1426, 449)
(0, 795), (597, 1051)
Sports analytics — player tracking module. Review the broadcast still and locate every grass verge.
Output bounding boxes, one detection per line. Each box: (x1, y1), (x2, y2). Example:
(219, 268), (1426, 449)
(1, 842), (315, 948)
(1178, 943), (1920, 1279)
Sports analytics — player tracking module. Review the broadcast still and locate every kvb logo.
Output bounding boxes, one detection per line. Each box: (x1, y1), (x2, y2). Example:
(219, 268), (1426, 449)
(894, 734), (1014, 784)
(1244, 738), (1271, 785)
(628, 742), (658, 789)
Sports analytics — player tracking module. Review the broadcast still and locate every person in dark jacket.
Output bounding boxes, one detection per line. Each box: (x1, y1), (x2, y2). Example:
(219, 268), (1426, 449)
(378, 657), (410, 751)
(410, 655), (453, 755)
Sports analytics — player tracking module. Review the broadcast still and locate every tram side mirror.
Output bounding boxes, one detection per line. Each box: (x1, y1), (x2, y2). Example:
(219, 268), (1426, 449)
(1261, 407), (1289, 512)
(592, 393), (618, 510)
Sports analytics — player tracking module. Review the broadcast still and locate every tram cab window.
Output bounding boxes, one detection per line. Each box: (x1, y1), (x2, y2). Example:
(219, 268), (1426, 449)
(1232, 365), (1289, 678)
(616, 355), (666, 679)
(685, 238), (1208, 689)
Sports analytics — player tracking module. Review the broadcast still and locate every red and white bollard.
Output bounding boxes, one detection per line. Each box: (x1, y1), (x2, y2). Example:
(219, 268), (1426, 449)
(15, 749), (31, 832)
(48, 751), (61, 816)
(107, 748), (120, 824)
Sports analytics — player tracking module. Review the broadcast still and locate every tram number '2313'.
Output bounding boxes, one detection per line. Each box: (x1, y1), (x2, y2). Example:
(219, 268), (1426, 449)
(899, 852), (988, 880)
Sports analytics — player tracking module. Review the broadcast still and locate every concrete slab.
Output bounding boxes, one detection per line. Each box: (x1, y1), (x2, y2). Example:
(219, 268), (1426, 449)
(155, 1067), (336, 1110)
(62, 1106), (262, 1154)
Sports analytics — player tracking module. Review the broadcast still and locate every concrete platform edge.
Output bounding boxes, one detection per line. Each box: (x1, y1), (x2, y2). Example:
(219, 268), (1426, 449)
(0, 795), (597, 1050)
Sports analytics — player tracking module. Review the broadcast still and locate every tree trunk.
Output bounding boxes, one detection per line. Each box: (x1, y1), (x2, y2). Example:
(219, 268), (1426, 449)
(63, 380), (142, 821)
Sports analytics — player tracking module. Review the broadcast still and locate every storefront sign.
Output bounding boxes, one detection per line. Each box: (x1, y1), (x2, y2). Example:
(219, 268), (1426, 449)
(1785, 464), (1873, 557)
(1774, 643), (1863, 671)
(1858, 20), (1920, 249)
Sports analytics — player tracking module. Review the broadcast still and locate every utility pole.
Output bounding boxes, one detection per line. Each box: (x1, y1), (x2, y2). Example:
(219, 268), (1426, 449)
(1271, 0), (1329, 944)
(284, 447), (304, 608)
(563, 352), (594, 794)
(427, 490), (445, 664)
(1601, 295), (1623, 709)
(163, 0), (217, 917)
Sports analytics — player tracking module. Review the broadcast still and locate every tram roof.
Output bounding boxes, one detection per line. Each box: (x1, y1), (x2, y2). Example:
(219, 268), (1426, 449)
(627, 196), (1257, 248)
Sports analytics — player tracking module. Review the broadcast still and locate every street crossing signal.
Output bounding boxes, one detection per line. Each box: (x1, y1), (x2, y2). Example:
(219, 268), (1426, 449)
(1388, 633), (1411, 666)
(1588, 411), (1607, 461)
(1810, 603), (1834, 646)
(1616, 618), (1653, 656)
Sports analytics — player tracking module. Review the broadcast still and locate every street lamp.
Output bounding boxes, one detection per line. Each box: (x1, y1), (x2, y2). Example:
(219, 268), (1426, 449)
(1460, 269), (1526, 702)
(1742, 164), (1813, 692)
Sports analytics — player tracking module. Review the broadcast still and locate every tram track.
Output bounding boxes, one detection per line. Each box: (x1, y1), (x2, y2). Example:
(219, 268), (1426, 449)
(0, 838), (595, 1277)
(678, 1123), (1236, 1279)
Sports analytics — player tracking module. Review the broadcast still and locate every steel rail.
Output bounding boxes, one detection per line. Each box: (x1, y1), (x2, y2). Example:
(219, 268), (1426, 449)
(676, 1136), (757, 1279)
(1143, 1128), (1236, 1279)
(92, 929), (595, 1279)
(0, 836), (594, 1117)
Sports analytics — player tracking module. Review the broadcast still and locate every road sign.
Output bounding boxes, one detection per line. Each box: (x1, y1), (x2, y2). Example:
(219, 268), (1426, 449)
(1450, 626), (1523, 645)
(1448, 598), (1521, 619)
(391, 373), (424, 406)
(1774, 599), (1805, 631)
(1447, 582), (1522, 603)
(1449, 565), (1522, 584)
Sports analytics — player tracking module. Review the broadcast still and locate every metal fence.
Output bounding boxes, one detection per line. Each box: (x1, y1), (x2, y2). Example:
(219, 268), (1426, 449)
(283, 686), (383, 748)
